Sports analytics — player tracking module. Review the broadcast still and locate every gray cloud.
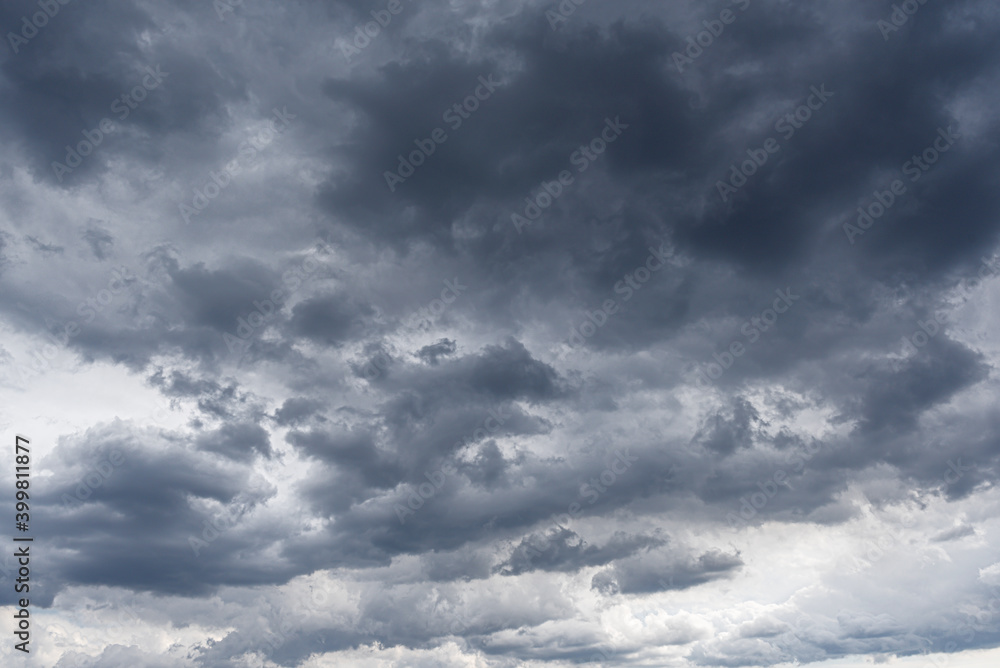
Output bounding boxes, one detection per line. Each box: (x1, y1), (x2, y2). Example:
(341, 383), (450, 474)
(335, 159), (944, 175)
(2, 0), (1000, 665)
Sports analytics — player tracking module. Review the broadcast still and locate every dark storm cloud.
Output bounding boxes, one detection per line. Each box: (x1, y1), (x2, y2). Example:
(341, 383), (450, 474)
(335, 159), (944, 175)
(168, 259), (279, 333)
(692, 396), (764, 457)
(496, 528), (667, 576)
(286, 427), (400, 487)
(2, 0), (1000, 665)
(8, 422), (288, 606)
(462, 338), (564, 401)
(591, 548), (744, 595)
(82, 225), (115, 260)
(671, 2), (1000, 279)
(416, 337), (456, 364)
(149, 368), (227, 399)
(318, 18), (687, 254)
(24, 233), (63, 255)
(459, 440), (511, 489)
(306, 0), (1000, 375)
(195, 422), (272, 461)
(291, 435), (672, 572)
(854, 337), (988, 435)
(336, 338), (563, 474)
(286, 339), (563, 526)
(288, 291), (376, 347)
(0, 0), (249, 186)
(0, 238), (340, 380)
(310, 0), (1000, 293)
(931, 525), (976, 543)
(148, 368), (266, 422)
(272, 396), (325, 426)
(360, 336), (563, 396)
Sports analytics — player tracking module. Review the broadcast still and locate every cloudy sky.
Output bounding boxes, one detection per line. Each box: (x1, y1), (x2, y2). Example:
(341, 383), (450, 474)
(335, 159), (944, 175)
(1, 0), (1000, 666)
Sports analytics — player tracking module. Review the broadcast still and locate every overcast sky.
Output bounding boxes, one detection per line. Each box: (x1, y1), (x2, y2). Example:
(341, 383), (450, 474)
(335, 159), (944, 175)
(1, 0), (1000, 666)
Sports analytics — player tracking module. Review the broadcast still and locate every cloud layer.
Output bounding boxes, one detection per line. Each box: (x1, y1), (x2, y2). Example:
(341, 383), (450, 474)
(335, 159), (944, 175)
(1, 0), (1000, 666)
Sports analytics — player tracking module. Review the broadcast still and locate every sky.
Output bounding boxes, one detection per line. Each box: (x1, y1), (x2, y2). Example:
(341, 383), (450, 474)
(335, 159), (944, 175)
(0, 0), (999, 666)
